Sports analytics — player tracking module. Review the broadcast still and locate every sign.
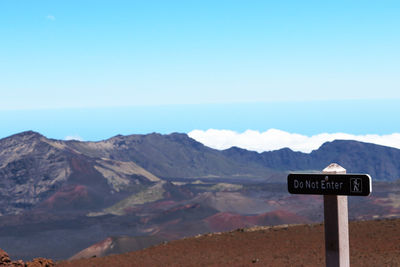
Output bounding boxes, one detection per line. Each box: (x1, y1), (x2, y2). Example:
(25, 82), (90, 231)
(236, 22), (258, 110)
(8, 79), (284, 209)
(287, 173), (372, 196)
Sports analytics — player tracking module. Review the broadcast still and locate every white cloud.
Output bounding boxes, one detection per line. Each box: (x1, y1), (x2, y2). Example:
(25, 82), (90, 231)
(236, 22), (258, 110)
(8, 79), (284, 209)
(188, 129), (400, 153)
(46, 15), (56, 20)
(65, 135), (84, 141)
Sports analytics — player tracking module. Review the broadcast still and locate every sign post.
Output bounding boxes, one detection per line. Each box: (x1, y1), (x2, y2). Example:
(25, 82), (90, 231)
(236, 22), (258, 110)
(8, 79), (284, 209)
(322, 164), (349, 267)
(287, 163), (372, 267)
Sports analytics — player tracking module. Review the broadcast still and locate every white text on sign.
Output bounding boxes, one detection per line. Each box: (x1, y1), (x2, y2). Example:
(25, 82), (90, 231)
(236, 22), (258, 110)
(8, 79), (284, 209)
(293, 179), (344, 191)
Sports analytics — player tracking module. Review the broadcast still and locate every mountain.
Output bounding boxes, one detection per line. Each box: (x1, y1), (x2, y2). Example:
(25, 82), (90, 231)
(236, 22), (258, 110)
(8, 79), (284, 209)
(1, 130), (400, 216)
(223, 140), (400, 180)
(1, 131), (400, 260)
(0, 131), (285, 216)
(0, 131), (160, 215)
(311, 140), (400, 179)
(64, 132), (279, 180)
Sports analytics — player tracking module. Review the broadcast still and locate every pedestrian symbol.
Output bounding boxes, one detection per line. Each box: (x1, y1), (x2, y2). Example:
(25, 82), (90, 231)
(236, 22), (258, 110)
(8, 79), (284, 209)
(350, 178), (362, 193)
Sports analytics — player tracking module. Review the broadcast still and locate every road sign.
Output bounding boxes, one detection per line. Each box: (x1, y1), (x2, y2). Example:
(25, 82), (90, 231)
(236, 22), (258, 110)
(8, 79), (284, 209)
(287, 173), (372, 196)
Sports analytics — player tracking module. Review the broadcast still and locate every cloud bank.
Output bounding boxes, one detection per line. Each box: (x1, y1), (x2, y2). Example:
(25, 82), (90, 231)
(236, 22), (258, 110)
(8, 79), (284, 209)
(188, 129), (400, 153)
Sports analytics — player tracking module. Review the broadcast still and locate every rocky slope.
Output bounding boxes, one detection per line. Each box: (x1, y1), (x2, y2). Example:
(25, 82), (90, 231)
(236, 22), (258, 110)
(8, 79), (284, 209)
(0, 131), (161, 215)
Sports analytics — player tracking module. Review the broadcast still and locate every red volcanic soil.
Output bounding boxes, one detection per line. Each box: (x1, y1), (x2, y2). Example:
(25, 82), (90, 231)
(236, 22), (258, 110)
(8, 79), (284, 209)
(205, 210), (310, 232)
(40, 185), (89, 210)
(57, 218), (400, 267)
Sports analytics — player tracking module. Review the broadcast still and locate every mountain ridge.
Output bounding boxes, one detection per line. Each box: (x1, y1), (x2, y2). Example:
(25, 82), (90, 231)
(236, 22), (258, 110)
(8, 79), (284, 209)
(3, 131), (400, 179)
(1, 130), (400, 216)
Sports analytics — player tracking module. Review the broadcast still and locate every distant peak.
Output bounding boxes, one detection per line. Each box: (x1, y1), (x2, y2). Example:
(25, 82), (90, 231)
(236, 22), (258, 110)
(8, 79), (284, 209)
(169, 132), (187, 137)
(276, 147), (294, 153)
(168, 132), (191, 140)
(223, 146), (250, 153)
(19, 130), (42, 136)
(5, 130), (44, 140)
(318, 139), (374, 150)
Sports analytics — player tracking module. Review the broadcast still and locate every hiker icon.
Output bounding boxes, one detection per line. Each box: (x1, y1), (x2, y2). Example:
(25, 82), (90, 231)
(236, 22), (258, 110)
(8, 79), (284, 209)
(350, 178), (362, 193)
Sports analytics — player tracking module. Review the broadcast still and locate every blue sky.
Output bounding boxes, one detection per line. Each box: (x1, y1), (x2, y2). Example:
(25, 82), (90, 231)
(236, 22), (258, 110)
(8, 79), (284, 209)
(1, 1), (400, 148)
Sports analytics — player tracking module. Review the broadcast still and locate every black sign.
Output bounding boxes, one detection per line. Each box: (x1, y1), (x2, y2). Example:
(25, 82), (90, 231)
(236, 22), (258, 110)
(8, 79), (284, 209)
(287, 173), (372, 196)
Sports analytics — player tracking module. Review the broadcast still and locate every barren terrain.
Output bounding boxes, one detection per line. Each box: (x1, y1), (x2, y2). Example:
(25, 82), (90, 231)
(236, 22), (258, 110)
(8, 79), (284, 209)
(57, 218), (400, 267)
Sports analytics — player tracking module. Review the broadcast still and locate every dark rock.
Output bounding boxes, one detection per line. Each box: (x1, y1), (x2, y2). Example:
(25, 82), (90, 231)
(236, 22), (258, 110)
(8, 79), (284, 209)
(0, 249), (54, 267)
(0, 248), (11, 264)
(25, 257), (54, 267)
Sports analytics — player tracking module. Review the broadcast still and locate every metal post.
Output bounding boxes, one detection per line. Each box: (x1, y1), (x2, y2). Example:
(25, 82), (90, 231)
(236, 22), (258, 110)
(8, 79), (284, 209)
(323, 163), (350, 267)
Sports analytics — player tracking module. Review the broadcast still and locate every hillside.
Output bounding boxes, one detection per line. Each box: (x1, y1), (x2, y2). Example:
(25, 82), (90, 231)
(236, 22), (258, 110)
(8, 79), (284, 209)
(224, 140), (400, 180)
(0, 131), (161, 215)
(0, 131), (283, 215)
(1, 131), (400, 260)
(57, 218), (400, 267)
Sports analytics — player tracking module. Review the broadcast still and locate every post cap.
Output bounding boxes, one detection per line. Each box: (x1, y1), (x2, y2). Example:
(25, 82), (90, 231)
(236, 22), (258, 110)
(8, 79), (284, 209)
(322, 163), (346, 174)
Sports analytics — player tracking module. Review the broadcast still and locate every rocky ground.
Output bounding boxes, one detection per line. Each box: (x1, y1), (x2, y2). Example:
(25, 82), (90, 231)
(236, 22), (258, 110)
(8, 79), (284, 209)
(0, 249), (54, 267)
(55, 218), (400, 267)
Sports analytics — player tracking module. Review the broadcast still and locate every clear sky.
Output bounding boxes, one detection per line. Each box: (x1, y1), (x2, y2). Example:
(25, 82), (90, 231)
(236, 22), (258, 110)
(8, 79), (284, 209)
(1, 1), (400, 150)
